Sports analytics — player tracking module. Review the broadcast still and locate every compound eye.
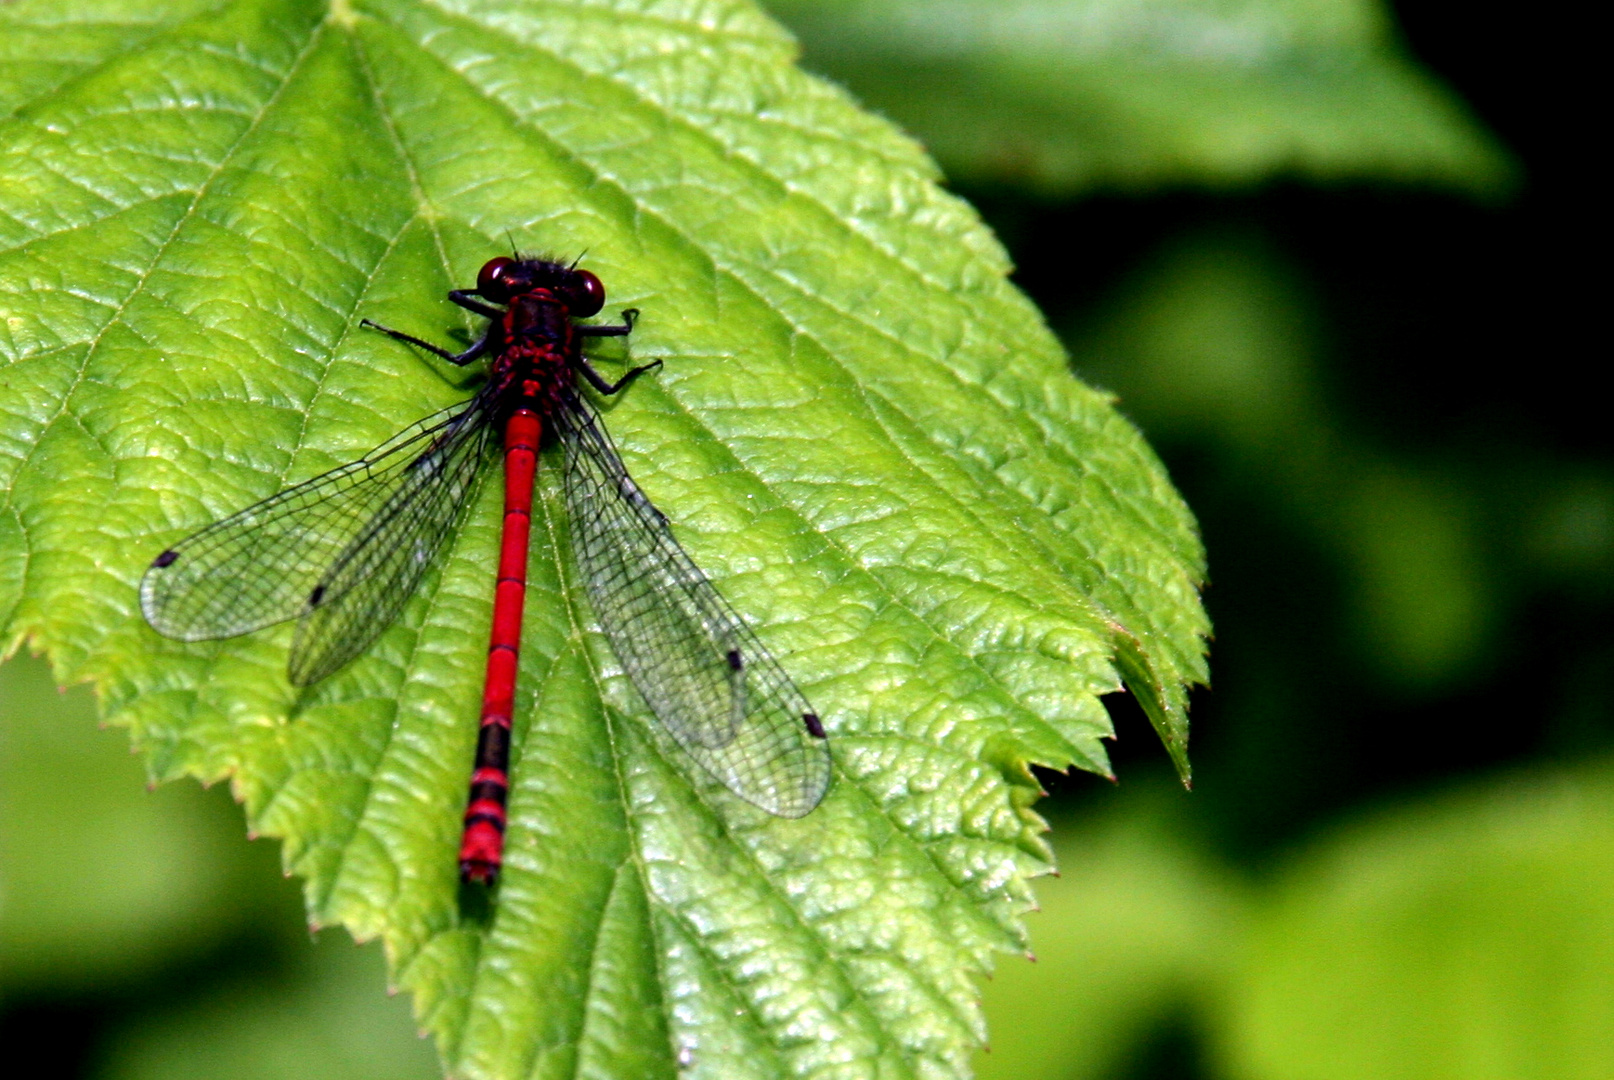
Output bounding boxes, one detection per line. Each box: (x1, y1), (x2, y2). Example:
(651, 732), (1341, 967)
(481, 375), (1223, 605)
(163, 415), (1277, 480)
(477, 257), (516, 302)
(569, 269), (605, 317)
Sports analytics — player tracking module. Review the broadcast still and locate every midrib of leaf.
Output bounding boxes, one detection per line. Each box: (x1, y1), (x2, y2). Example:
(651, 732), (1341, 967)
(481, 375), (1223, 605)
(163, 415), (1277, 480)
(467, 649), (631, 1076)
(412, 486), (646, 1076)
(572, 860), (674, 1080)
(349, 24), (478, 345)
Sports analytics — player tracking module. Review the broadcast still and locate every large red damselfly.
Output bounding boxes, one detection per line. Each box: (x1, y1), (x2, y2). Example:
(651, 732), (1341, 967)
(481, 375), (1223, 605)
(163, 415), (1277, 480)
(141, 256), (831, 885)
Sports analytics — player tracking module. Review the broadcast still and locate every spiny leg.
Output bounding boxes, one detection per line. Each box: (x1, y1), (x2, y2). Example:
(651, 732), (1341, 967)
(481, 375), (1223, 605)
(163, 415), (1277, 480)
(360, 318), (488, 366)
(577, 308), (639, 338)
(449, 290), (504, 320)
(577, 357), (663, 396)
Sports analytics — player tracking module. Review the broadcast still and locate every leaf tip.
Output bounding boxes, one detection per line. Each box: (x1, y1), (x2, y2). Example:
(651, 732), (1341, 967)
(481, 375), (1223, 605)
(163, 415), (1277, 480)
(1111, 632), (1196, 784)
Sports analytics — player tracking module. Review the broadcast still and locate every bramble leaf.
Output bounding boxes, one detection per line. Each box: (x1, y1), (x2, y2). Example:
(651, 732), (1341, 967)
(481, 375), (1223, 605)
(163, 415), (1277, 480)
(0, 1), (1206, 1077)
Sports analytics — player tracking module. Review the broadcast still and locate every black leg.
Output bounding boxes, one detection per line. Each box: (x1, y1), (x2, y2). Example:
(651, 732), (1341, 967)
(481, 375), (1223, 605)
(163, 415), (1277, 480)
(577, 357), (663, 395)
(360, 319), (488, 366)
(577, 308), (639, 338)
(448, 290), (504, 320)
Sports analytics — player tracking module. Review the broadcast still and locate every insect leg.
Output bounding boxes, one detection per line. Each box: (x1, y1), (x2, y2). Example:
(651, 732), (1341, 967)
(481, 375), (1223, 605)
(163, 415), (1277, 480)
(448, 290), (505, 320)
(576, 357), (663, 396)
(360, 319), (488, 366)
(577, 308), (639, 337)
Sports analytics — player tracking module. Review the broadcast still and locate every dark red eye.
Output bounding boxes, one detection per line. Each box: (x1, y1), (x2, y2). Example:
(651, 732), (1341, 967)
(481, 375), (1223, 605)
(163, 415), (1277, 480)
(568, 269), (605, 317)
(476, 257), (516, 302)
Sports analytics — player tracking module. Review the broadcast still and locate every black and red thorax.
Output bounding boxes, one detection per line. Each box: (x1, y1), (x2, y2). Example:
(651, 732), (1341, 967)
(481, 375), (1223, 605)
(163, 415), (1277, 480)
(485, 289), (580, 418)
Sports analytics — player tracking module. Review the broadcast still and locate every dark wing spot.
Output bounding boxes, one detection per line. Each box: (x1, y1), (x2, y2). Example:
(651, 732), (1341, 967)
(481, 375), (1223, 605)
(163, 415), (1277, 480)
(152, 549), (178, 568)
(726, 648), (744, 671)
(803, 713), (825, 739)
(308, 584), (325, 607)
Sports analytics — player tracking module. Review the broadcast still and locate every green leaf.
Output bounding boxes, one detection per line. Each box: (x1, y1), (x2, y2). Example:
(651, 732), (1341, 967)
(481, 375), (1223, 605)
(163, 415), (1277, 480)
(766, 0), (1516, 196)
(0, 1), (1207, 1076)
(1219, 762), (1614, 1080)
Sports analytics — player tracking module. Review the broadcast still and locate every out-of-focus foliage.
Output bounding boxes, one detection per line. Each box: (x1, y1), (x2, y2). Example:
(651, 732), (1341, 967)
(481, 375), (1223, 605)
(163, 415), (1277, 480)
(0, 652), (283, 995)
(99, 934), (439, 1080)
(767, 0), (1514, 195)
(974, 792), (1240, 1080)
(1007, 178), (1609, 1075)
(970, 764), (1614, 1080)
(1219, 762), (1614, 1080)
(1072, 228), (1495, 689)
(1, 649), (438, 1078)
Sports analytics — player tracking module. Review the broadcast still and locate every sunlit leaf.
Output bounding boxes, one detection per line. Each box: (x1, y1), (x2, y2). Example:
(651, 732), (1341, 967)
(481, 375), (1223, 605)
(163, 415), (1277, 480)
(0, 1), (1208, 1076)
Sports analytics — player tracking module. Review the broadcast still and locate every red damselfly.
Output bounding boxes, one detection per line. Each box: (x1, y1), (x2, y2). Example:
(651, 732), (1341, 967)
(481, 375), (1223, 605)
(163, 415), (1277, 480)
(141, 256), (831, 885)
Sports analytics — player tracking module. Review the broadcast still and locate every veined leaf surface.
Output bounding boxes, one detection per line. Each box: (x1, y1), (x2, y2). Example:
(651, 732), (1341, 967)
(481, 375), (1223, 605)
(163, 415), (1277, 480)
(0, 1), (1208, 1077)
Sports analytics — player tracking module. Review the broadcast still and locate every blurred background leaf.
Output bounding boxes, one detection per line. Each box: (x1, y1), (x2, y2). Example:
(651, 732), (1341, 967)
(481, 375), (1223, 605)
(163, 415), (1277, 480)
(975, 790), (1243, 1080)
(1, 651), (436, 1077)
(1070, 226), (1495, 691)
(768, 0), (1514, 195)
(1, 652), (283, 995)
(1218, 762), (1614, 1080)
(99, 933), (440, 1080)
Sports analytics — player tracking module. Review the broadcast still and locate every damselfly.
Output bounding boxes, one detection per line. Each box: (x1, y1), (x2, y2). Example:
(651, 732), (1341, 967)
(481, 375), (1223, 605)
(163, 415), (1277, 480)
(141, 256), (831, 885)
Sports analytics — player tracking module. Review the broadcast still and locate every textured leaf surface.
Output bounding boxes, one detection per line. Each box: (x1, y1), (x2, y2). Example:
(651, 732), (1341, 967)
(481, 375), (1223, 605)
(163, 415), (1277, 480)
(768, 0), (1514, 195)
(0, 1), (1207, 1077)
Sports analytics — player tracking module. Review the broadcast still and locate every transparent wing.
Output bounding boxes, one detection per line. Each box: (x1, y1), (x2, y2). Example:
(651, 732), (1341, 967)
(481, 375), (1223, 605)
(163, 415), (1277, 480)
(557, 388), (830, 817)
(141, 394), (497, 684)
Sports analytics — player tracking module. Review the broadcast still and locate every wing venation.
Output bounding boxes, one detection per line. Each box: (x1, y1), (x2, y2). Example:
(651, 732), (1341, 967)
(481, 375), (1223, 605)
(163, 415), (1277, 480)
(556, 388), (831, 817)
(141, 395), (497, 684)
